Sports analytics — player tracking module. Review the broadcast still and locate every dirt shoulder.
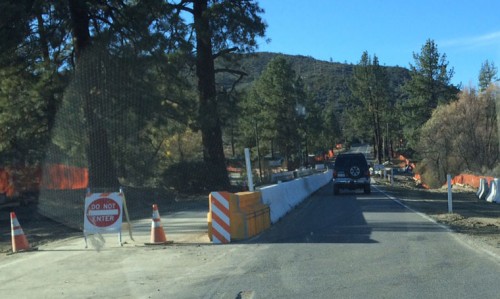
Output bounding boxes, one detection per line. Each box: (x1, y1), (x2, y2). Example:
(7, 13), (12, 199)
(0, 192), (208, 254)
(375, 174), (500, 256)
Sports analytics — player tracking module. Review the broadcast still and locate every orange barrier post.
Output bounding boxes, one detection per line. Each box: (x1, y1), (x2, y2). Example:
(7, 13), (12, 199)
(10, 212), (37, 253)
(145, 204), (173, 245)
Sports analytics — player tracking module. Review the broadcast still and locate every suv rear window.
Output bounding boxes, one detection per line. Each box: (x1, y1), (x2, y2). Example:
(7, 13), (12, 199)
(334, 154), (368, 170)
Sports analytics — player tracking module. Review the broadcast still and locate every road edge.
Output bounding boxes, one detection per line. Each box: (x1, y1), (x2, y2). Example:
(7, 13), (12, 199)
(374, 185), (500, 263)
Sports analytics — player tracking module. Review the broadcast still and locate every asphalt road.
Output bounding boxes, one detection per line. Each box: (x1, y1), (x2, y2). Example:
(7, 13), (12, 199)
(0, 178), (499, 299)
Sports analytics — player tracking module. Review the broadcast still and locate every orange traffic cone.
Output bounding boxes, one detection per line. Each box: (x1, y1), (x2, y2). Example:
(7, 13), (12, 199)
(10, 212), (37, 253)
(144, 204), (173, 245)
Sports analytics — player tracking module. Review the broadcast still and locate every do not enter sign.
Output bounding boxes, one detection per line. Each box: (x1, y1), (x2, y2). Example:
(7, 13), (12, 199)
(84, 192), (123, 233)
(87, 197), (121, 227)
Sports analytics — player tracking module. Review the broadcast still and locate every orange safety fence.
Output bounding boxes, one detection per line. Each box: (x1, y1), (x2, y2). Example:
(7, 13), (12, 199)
(395, 154), (427, 188)
(314, 150), (335, 162)
(0, 166), (41, 197)
(1, 164), (89, 197)
(395, 154), (416, 170)
(450, 174), (494, 188)
(227, 166), (243, 173)
(0, 168), (16, 197)
(41, 164), (88, 190)
(328, 149), (335, 159)
(396, 154), (495, 189)
(413, 173), (430, 189)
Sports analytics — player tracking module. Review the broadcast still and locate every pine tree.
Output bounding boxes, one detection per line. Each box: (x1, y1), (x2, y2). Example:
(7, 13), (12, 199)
(402, 39), (458, 151)
(253, 56), (305, 170)
(171, 0), (267, 189)
(348, 51), (390, 163)
(478, 60), (498, 92)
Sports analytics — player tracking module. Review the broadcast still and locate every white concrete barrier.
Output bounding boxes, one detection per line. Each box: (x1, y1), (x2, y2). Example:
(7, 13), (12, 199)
(270, 171), (294, 183)
(259, 170), (332, 223)
(477, 178), (485, 198)
(258, 183), (289, 223)
(315, 164), (325, 170)
(373, 164), (384, 176)
(477, 178), (489, 200)
(485, 178), (499, 203)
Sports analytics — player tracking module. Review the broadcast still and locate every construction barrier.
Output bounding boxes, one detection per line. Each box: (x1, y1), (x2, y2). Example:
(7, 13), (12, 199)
(477, 178), (489, 200)
(208, 192), (233, 243)
(485, 178), (499, 203)
(236, 191), (271, 239)
(271, 171), (294, 183)
(207, 191), (271, 243)
(207, 170), (335, 241)
(260, 170), (332, 223)
(451, 174), (494, 189)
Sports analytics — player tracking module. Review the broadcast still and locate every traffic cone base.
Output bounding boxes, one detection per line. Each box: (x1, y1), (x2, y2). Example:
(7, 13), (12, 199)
(144, 204), (174, 246)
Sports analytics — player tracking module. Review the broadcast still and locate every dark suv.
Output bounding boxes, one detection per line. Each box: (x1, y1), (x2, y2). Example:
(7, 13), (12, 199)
(333, 153), (371, 195)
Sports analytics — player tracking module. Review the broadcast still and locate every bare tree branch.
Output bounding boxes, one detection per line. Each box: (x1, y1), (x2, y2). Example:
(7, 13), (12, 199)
(170, 0), (194, 14)
(213, 47), (239, 59)
(214, 68), (247, 76)
(214, 68), (247, 96)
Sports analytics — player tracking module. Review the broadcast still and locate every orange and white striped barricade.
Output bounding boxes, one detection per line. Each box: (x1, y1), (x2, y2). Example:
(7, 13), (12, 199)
(209, 192), (231, 244)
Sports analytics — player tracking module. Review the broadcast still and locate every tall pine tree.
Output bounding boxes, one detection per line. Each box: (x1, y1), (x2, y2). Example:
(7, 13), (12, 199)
(171, 0), (267, 189)
(478, 60), (498, 92)
(253, 56), (305, 170)
(402, 39), (458, 151)
(349, 51), (390, 163)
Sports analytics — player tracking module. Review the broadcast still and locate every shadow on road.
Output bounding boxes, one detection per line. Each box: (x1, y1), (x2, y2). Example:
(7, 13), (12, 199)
(247, 182), (448, 244)
(247, 182), (377, 244)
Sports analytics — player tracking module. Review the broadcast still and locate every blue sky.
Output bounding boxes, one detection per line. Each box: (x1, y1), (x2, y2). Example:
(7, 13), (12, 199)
(256, 0), (500, 87)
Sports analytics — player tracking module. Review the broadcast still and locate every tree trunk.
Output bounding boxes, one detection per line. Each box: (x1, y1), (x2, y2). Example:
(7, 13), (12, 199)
(35, 12), (50, 64)
(254, 121), (262, 181)
(372, 111), (383, 164)
(68, 0), (119, 189)
(35, 8), (58, 133)
(193, 0), (229, 189)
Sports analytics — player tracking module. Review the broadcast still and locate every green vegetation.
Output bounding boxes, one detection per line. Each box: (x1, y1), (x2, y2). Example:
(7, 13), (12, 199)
(346, 52), (390, 164)
(400, 39), (459, 150)
(0, 0), (265, 191)
(478, 60), (498, 92)
(0, 2), (496, 192)
(239, 56), (306, 170)
(417, 86), (499, 187)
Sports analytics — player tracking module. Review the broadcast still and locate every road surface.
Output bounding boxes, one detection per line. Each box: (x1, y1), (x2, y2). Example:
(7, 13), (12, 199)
(0, 178), (498, 298)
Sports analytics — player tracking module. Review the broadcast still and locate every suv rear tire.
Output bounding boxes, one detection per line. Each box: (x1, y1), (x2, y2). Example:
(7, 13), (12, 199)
(348, 164), (362, 179)
(364, 185), (371, 194)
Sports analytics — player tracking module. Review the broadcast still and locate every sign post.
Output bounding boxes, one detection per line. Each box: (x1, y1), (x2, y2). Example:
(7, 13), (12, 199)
(119, 187), (134, 241)
(84, 192), (123, 247)
(244, 148), (254, 191)
(447, 174), (453, 213)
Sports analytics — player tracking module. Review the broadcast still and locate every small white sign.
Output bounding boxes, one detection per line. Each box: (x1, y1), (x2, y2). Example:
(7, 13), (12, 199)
(84, 192), (123, 234)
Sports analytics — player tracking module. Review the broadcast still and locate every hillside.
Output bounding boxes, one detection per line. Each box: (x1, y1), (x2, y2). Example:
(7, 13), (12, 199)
(216, 52), (411, 108)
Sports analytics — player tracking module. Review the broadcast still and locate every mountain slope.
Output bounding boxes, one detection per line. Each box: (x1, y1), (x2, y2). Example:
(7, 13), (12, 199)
(216, 52), (411, 108)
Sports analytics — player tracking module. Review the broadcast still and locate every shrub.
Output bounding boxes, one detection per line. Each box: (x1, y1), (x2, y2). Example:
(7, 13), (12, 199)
(417, 86), (498, 186)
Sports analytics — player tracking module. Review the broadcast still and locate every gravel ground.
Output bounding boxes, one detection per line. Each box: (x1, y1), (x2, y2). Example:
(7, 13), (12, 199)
(375, 174), (500, 256)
